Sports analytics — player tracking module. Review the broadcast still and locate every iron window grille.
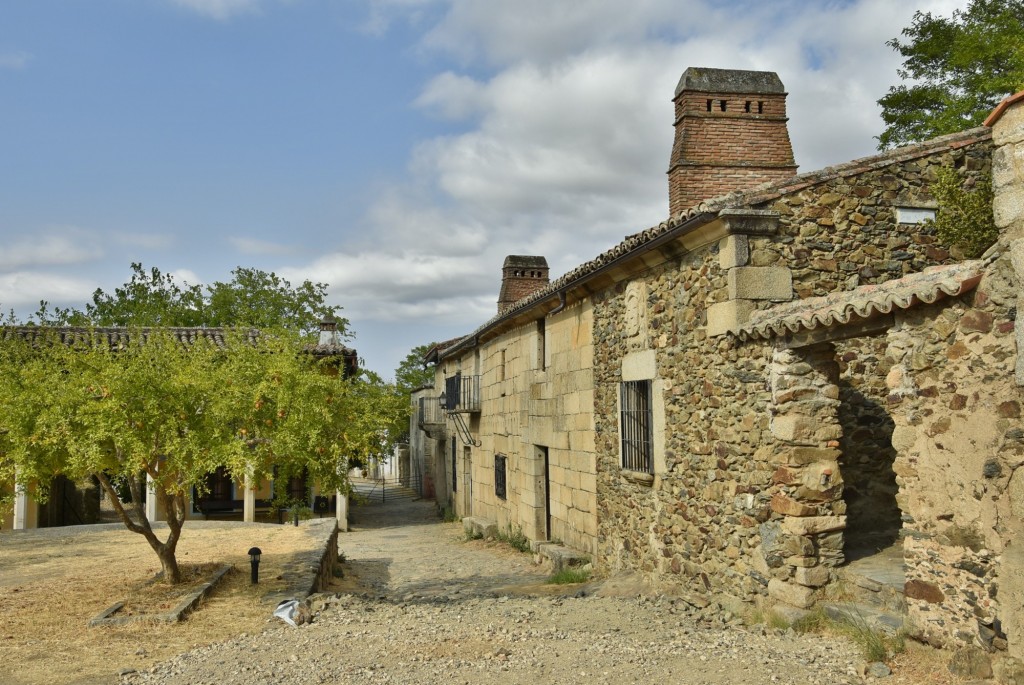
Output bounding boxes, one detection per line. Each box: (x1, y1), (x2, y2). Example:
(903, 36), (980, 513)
(620, 380), (653, 473)
(494, 454), (507, 500)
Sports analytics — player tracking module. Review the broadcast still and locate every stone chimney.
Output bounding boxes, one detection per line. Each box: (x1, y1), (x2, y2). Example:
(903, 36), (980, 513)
(498, 256), (549, 313)
(668, 67), (798, 216)
(318, 315), (341, 347)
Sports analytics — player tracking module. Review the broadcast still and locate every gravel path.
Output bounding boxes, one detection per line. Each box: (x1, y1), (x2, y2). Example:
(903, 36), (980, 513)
(120, 499), (867, 685)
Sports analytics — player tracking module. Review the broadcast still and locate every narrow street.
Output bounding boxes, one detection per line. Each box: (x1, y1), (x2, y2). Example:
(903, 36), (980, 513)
(121, 497), (870, 685)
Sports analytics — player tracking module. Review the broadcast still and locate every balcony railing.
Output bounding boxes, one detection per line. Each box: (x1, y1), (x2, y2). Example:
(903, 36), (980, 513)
(442, 374), (481, 413)
(417, 396), (446, 425)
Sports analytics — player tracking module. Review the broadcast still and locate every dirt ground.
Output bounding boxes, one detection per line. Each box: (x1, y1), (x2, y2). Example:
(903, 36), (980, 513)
(0, 503), (976, 685)
(0, 520), (331, 685)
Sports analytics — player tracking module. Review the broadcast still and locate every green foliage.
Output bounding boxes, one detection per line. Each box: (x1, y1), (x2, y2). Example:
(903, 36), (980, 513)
(745, 605), (793, 631)
(547, 568), (591, 585)
(495, 524), (532, 553)
(925, 166), (998, 257)
(834, 613), (906, 663)
(878, 0), (1024, 149)
(45, 263), (346, 335)
(779, 606), (904, 662)
(791, 606), (830, 634)
(0, 328), (405, 583)
(393, 343), (436, 393)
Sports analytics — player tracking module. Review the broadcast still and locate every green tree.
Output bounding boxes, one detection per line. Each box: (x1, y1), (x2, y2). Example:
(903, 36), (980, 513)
(394, 343), (437, 394)
(51, 263), (347, 335)
(926, 166), (998, 257)
(0, 329), (400, 584)
(877, 0), (1024, 149)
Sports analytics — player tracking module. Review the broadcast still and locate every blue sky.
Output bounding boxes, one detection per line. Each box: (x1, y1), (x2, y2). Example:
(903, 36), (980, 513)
(0, 0), (967, 377)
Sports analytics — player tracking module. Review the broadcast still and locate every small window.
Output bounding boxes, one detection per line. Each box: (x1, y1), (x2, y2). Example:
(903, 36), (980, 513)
(719, 100), (727, 112)
(620, 380), (653, 474)
(495, 454), (507, 500)
(537, 319), (546, 371)
(706, 99), (713, 112)
(895, 207), (936, 225)
(757, 101), (764, 114)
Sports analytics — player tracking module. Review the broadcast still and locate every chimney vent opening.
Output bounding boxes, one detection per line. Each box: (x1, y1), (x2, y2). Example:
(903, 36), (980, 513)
(719, 99), (727, 112)
(758, 101), (764, 114)
(706, 99), (713, 112)
(744, 101), (751, 113)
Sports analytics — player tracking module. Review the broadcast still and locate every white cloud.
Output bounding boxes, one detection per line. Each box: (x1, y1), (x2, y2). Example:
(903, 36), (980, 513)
(170, 0), (263, 20)
(297, 0), (972, 335)
(170, 269), (204, 286)
(0, 272), (100, 309)
(0, 228), (103, 271)
(0, 51), (31, 70)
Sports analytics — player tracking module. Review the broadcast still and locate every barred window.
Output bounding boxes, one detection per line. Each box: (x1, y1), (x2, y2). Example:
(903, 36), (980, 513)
(620, 380), (653, 473)
(494, 453), (507, 500)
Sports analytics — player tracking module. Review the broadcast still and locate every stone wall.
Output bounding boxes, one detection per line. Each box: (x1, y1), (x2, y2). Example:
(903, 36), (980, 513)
(442, 300), (597, 554)
(594, 134), (995, 607)
(884, 254), (1020, 656)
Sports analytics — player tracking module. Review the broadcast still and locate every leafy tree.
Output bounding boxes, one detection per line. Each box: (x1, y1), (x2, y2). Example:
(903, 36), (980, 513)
(0, 329), (402, 583)
(394, 343), (437, 394)
(877, 0), (1024, 149)
(926, 166), (998, 257)
(49, 263), (348, 336)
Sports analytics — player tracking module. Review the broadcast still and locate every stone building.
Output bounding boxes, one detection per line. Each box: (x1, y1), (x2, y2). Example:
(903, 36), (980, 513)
(411, 68), (1023, 671)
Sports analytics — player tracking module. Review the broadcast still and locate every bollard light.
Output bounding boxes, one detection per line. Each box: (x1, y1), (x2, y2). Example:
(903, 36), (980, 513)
(248, 546), (262, 584)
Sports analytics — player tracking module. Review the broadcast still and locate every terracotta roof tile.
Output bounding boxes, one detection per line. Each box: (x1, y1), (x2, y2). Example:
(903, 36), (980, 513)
(734, 260), (986, 342)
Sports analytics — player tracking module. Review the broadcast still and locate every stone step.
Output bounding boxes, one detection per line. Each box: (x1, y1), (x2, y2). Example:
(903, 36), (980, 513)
(532, 541), (590, 572)
(821, 601), (906, 635)
(834, 567), (907, 614)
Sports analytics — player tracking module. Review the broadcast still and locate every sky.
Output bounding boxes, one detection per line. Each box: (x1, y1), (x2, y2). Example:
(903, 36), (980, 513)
(0, 0), (969, 378)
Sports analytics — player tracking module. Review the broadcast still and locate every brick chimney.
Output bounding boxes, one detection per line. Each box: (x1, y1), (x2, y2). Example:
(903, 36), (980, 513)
(668, 67), (797, 216)
(498, 256), (549, 313)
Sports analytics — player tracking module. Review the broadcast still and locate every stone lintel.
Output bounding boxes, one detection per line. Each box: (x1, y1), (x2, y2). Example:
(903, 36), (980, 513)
(778, 314), (895, 349)
(707, 299), (755, 337)
(718, 208), (781, 237)
(728, 267), (792, 301)
(621, 349), (657, 382)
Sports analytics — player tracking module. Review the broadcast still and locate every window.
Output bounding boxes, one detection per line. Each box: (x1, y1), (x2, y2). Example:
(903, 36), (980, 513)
(620, 380), (653, 473)
(895, 207), (937, 225)
(494, 454), (507, 500)
(537, 319), (546, 371)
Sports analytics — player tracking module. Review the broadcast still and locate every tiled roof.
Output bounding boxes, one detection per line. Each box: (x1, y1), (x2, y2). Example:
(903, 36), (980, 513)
(438, 126), (992, 360)
(733, 260), (987, 342)
(984, 91), (1024, 127)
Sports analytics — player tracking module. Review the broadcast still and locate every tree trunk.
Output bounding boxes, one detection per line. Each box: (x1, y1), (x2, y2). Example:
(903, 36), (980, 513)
(156, 544), (182, 584)
(95, 468), (187, 585)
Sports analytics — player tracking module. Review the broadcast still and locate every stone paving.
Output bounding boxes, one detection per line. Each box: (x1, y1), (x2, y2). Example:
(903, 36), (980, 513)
(340, 497), (551, 600)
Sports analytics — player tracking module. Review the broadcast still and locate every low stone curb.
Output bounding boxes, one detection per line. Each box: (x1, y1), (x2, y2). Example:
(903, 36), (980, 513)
(262, 518), (339, 606)
(89, 564), (233, 627)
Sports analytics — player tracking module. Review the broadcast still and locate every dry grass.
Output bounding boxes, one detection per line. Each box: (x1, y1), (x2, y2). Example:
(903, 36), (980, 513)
(0, 522), (328, 685)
